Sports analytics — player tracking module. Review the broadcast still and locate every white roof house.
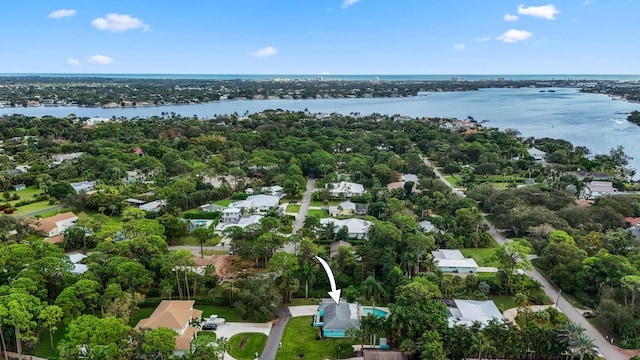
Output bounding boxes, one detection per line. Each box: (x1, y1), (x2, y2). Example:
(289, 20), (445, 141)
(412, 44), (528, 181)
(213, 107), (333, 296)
(219, 215), (263, 231)
(329, 182), (365, 198)
(229, 194), (280, 213)
(320, 218), (373, 239)
(583, 181), (617, 199)
(447, 299), (504, 328)
(70, 181), (96, 193)
(402, 174), (419, 183)
(527, 148), (546, 161)
(68, 253), (88, 275)
(431, 249), (478, 273)
(419, 220), (438, 233)
(199, 203), (226, 212)
(140, 200), (166, 212)
(261, 185), (284, 197)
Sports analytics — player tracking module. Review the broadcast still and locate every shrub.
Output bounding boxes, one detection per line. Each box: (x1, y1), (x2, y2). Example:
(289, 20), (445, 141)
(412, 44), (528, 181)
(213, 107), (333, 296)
(335, 341), (355, 359)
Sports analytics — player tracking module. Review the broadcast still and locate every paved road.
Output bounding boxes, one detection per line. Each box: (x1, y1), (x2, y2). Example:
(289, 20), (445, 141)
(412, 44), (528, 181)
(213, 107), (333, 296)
(292, 177), (316, 234)
(260, 307), (291, 360)
(425, 156), (626, 360)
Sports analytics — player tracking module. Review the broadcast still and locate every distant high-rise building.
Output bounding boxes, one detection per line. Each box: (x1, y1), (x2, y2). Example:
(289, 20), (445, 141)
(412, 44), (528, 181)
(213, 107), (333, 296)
(373, 77), (380, 82)
(316, 76), (323, 81)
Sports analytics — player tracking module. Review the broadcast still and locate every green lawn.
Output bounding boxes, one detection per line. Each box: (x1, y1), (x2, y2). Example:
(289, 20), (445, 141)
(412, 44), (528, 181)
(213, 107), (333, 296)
(460, 247), (497, 267)
(9, 201), (56, 216)
(444, 175), (461, 187)
(214, 199), (233, 206)
(288, 298), (322, 306)
(228, 333), (268, 360)
(6, 186), (44, 204)
(310, 201), (339, 207)
(130, 307), (156, 326)
(490, 295), (517, 312)
(29, 320), (69, 359)
(286, 204), (300, 213)
(39, 207), (74, 218)
(307, 209), (328, 218)
(276, 316), (340, 360)
(195, 305), (247, 322)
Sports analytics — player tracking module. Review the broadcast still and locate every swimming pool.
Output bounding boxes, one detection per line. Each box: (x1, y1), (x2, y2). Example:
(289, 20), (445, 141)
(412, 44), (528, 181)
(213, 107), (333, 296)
(363, 308), (388, 317)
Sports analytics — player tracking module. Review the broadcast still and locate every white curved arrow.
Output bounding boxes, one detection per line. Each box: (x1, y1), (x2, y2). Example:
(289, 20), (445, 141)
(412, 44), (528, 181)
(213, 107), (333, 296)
(315, 256), (341, 304)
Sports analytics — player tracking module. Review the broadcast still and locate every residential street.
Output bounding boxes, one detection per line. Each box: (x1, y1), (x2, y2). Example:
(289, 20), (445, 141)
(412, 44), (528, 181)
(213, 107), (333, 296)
(424, 157), (628, 360)
(292, 177), (316, 233)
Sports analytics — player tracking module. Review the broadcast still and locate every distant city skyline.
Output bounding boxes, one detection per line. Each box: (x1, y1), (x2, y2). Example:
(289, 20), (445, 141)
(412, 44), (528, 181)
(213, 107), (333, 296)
(2, 1), (639, 75)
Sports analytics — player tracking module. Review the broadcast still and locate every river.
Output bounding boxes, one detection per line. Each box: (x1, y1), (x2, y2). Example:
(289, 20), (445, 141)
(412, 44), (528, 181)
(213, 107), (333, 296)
(2, 87), (640, 174)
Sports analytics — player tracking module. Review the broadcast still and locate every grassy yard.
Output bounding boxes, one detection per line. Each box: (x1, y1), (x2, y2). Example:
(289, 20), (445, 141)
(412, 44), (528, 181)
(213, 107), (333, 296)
(130, 307), (156, 326)
(276, 316), (340, 360)
(195, 305), (247, 322)
(29, 320), (69, 359)
(228, 333), (268, 360)
(39, 207), (74, 218)
(444, 175), (462, 187)
(307, 209), (328, 218)
(286, 204), (300, 213)
(288, 298), (322, 306)
(310, 201), (339, 207)
(460, 247), (497, 267)
(9, 201), (56, 216)
(214, 199), (233, 206)
(490, 295), (517, 312)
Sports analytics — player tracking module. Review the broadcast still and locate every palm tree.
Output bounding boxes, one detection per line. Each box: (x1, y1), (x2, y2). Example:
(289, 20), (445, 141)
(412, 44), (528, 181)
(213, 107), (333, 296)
(345, 326), (361, 345)
(557, 321), (585, 348)
(571, 333), (598, 360)
(362, 276), (384, 314)
(470, 332), (496, 360)
(361, 313), (385, 348)
(215, 336), (230, 360)
(300, 263), (316, 299)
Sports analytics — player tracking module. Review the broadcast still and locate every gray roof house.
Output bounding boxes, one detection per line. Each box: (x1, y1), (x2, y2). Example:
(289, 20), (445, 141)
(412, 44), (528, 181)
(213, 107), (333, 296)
(447, 299), (504, 328)
(313, 299), (361, 338)
(582, 181), (617, 199)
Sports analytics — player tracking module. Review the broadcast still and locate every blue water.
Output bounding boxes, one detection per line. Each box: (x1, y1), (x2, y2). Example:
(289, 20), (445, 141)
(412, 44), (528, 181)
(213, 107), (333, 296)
(3, 87), (640, 177)
(363, 308), (388, 317)
(1, 73), (640, 81)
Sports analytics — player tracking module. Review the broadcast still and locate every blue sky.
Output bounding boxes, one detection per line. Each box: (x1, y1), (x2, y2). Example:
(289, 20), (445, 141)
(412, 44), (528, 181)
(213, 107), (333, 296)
(1, 0), (638, 74)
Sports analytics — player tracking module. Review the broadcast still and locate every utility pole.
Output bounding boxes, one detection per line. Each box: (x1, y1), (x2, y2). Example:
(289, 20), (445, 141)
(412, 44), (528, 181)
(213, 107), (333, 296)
(555, 289), (562, 311)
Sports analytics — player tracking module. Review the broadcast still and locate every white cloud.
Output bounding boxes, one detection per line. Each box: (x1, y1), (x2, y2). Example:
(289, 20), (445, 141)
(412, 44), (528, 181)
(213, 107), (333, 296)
(66, 58), (80, 66)
(497, 29), (533, 43)
(504, 14), (519, 22)
(87, 55), (114, 65)
(48, 9), (76, 19)
(322, 70), (331, 75)
(475, 36), (492, 42)
(582, 0), (594, 4)
(91, 13), (150, 32)
(517, 4), (560, 20)
(249, 46), (278, 58)
(341, 0), (360, 9)
(453, 44), (465, 51)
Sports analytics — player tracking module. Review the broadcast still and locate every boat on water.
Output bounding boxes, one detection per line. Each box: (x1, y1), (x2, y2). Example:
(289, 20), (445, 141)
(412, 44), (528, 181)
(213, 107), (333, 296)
(539, 90), (546, 92)
(548, 90), (556, 92)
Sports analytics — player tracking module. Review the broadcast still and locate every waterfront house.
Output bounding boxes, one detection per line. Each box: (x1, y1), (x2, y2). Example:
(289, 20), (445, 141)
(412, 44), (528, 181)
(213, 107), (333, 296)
(134, 300), (203, 357)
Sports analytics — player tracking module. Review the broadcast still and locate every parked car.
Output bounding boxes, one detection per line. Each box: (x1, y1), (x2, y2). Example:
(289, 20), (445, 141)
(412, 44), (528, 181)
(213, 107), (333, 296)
(202, 323), (217, 331)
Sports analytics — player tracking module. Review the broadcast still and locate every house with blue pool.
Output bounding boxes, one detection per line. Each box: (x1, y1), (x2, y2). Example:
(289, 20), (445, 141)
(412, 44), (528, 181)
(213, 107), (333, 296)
(313, 299), (361, 338)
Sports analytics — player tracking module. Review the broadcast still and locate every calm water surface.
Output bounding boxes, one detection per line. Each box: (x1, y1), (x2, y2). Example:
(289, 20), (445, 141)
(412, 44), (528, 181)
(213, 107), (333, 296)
(3, 87), (640, 174)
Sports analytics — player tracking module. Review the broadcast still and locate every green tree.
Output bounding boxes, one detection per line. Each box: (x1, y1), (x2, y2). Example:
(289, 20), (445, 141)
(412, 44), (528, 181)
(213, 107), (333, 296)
(59, 315), (131, 360)
(362, 276), (384, 314)
(47, 181), (75, 200)
(142, 327), (177, 360)
(571, 333), (598, 360)
(470, 332), (496, 360)
(192, 227), (215, 259)
(39, 305), (64, 352)
(493, 241), (532, 293)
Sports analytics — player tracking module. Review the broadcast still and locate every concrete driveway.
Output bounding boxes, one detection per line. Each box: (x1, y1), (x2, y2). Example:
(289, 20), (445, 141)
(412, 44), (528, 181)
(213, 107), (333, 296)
(212, 321), (272, 360)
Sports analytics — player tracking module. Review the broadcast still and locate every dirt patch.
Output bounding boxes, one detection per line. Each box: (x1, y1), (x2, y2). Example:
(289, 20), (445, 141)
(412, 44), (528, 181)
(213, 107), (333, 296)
(238, 336), (248, 350)
(193, 254), (234, 278)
